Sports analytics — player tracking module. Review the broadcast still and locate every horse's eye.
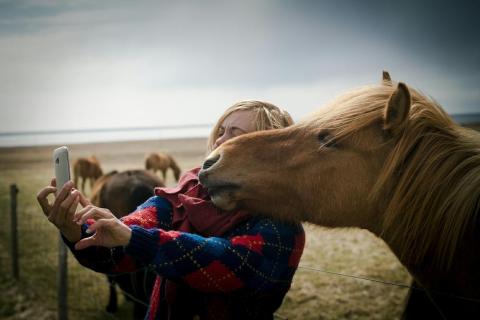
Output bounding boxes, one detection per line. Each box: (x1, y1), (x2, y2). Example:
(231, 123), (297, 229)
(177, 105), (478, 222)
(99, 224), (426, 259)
(317, 131), (336, 148)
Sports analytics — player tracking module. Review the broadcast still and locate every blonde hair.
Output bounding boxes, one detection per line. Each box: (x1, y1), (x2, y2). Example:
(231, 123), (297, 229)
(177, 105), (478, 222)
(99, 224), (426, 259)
(206, 100), (294, 153)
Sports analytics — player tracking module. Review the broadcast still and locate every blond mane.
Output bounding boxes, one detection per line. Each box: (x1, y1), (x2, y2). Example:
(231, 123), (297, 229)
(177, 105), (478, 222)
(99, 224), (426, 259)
(89, 171), (117, 206)
(312, 84), (480, 271)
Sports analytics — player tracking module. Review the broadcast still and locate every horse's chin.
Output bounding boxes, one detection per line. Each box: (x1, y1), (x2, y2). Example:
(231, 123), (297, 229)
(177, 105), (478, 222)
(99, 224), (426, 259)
(200, 175), (241, 211)
(210, 193), (238, 211)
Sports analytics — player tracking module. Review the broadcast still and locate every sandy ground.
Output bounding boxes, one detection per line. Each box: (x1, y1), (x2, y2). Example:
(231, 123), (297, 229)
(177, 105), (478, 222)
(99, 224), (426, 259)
(2, 125), (478, 319)
(0, 137), (411, 319)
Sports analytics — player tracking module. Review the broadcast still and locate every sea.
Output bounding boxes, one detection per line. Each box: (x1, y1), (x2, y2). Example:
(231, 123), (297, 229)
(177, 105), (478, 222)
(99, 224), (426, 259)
(1, 113), (479, 148)
(0, 124), (213, 148)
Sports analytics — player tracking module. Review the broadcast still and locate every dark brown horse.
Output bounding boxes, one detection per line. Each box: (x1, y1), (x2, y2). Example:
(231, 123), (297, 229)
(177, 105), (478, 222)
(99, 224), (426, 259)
(199, 72), (480, 318)
(91, 169), (164, 319)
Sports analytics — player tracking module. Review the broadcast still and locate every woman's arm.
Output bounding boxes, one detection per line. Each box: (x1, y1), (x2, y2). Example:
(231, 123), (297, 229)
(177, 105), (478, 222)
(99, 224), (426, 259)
(67, 196), (174, 274)
(125, 218), (305, 293)
(120, 196), (173, 231)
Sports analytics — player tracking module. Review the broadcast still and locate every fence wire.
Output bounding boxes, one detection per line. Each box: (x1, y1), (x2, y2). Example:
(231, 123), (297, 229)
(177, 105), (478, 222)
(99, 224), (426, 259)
(0, 182), (440, 320)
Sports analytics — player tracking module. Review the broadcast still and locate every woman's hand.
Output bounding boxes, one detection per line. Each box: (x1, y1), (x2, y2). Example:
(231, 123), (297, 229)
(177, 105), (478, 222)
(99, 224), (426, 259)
(37, 178), (87, 243)
(38, 178), (131, 249)
(74, 217), (132, 250)
(72, 204), (116, 225)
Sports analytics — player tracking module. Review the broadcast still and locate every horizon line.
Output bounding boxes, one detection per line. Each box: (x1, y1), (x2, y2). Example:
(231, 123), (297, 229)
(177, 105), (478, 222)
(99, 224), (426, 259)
(1, 112), (479, 137)
(0, 123), (215, 137)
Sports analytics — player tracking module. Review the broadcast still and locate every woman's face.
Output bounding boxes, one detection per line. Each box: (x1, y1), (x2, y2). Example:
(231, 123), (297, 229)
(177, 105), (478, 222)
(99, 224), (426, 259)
(213, 110), (257, 149)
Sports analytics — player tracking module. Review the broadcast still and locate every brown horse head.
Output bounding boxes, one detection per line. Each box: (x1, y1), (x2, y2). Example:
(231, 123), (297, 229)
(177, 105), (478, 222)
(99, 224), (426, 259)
(199, 74), (480, 278)
(168, 155), (182, 181)
(200, 81), (412, 229)
(92, 162), (103, 179)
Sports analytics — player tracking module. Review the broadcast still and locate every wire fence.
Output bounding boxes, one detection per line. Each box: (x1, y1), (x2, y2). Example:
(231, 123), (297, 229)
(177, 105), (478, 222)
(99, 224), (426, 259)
(0, 183), (406, 320)
(9, 181), (477, 320)
(1, 183), (137, 320)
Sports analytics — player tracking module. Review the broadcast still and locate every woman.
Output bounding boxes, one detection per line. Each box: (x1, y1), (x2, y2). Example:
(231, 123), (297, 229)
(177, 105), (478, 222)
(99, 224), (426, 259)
(37, 101), (305, 320)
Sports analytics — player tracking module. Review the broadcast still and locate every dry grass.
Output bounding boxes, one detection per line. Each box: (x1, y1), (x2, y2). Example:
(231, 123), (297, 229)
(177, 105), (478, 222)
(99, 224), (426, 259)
(278, 224), (410, 319)
(0, 138), (412, 319)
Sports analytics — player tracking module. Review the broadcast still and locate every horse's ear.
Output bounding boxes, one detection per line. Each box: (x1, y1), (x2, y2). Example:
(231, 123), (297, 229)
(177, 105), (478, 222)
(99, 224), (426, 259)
(382, 70), (392, 86)
(384, 82), (411, 131)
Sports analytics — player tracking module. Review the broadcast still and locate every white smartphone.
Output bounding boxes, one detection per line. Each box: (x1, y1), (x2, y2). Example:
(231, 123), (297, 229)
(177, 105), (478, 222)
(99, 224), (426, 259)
(53, 146), (71, 195)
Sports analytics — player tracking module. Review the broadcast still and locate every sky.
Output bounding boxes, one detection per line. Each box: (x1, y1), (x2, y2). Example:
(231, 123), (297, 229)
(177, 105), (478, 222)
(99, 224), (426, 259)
(0, 0), (479, 137)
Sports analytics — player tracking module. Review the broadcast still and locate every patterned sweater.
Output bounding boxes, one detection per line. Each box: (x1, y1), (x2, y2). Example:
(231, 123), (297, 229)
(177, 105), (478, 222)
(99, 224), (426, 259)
(67, 196), (305, 320)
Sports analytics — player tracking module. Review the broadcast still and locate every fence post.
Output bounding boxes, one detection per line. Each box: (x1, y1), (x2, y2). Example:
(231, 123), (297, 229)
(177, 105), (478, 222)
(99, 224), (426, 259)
(10, 184), (19, 280)
(58, 236), (68, 320)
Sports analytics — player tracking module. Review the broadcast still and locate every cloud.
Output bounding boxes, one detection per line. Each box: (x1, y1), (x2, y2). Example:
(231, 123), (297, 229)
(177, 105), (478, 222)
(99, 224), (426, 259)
(0, 0), (479, 136)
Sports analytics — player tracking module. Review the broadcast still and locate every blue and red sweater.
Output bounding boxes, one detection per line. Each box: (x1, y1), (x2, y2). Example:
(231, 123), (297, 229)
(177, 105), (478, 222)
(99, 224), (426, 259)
(66, 171), (305, 320)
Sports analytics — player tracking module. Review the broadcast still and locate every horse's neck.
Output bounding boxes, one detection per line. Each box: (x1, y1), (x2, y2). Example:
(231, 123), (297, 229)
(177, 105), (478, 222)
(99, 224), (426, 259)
(407, 239), (480, 318)
(401, 230), (480, 296)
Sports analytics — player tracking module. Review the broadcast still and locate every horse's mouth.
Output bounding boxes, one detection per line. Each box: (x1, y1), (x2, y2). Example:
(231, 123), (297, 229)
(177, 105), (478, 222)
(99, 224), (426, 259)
(204, 182), (240, 198)
(199, 175), (241, 210)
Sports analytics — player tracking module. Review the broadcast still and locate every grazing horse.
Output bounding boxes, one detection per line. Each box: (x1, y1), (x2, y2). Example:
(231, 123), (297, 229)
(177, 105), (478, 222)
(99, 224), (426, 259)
(145, 152), (181, 182)
(90, 169), (164, 319)
(73, 156), (103, 192)
(199, 72), (480, 319)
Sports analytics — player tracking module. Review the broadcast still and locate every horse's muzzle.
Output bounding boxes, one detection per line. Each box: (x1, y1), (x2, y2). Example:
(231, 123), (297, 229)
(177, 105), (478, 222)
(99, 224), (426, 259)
(198, 150), (221, 185)
(202, 153), (220, 170)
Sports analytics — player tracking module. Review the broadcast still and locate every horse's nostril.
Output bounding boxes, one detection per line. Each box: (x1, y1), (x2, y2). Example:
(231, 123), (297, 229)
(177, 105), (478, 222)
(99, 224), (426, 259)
(202, 154), (220, 170)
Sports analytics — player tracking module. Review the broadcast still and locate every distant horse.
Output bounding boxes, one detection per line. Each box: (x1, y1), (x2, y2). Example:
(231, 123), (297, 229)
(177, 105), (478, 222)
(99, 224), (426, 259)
(91, 169), (164, 319)
(199, 72), (480, 318)
(73, 156), (103, 193)
(145, 152), (181, 182)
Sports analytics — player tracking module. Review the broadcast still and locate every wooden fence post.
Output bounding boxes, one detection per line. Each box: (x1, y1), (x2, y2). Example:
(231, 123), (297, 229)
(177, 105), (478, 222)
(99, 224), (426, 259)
(58, 236), (68, 320)
(10, 184), (19, 280)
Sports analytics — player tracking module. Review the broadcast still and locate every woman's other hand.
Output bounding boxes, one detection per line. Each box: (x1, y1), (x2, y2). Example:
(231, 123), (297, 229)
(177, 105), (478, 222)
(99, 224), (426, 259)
(74, 217), (132, 250)
(72, 204), (116, 225)
(37, 178), (87, 243)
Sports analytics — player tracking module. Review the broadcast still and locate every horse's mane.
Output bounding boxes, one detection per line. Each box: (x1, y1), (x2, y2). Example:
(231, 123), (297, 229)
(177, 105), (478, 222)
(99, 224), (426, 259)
(90, 170), (117, 206)
(311, 84), (480, 271)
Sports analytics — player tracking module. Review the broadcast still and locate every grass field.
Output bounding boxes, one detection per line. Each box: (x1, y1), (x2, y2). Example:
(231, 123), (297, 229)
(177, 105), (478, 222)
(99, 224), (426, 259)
(0, 138), (412, 319)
